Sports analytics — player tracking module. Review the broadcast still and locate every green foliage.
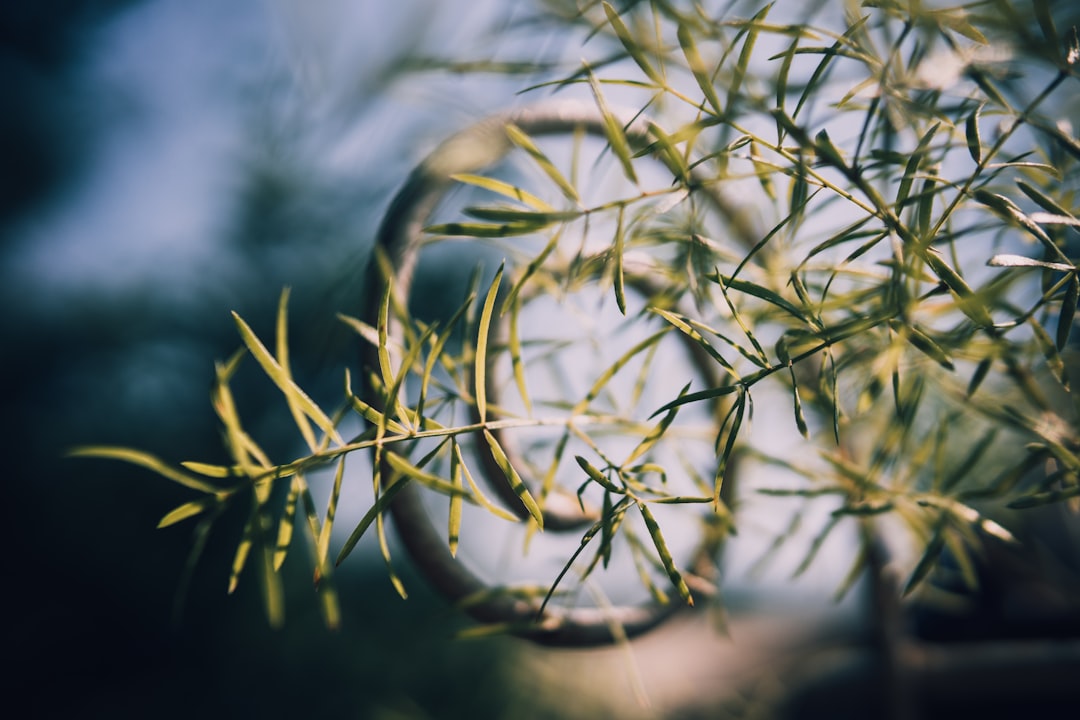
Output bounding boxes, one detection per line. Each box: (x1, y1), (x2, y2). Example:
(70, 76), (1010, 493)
(77, 0), (1079, 635)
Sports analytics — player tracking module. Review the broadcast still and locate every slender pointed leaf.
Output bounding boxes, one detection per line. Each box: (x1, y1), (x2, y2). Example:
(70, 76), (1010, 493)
(233, 312), (344, 445)
(483, 429), (544, 529)
(638, 502), (693, 606)
(475, 263), (504, 423)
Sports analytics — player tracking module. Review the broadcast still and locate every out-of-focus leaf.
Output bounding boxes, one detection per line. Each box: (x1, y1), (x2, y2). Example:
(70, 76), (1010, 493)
(585, 67), (638, 184)
(424, 220), (549, 238)
(504, 124), (580, 204)
(613, 205), (627, 314)
(158, 497), (218, 529)
(69, 446), (223, 495)
(896, 123), (939, 208)
(677, 21), (721, 115)
(988, 254), (1074, 272)
(902, 514), (948, 596)
(451, 173), (554, 210)
(965, 105), (983, 164)
(602, 2), (665, 87)
(1058, 274), (1078, 350)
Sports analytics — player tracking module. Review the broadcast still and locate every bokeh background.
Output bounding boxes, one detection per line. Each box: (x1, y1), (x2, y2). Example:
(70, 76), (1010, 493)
(4, 1), (1079, 718)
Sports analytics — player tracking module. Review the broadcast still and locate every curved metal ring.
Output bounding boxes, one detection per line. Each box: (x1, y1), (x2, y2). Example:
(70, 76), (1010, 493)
(362, 99), (738, 645)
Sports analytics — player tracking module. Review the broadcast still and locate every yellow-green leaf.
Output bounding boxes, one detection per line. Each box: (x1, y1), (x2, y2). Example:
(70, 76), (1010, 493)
(232, 312), (343, 446)
(475, 263), (504, 423)
(602, 2), (664, 87)
(677, 22), (721, 115)
(483, 429), (544, 529)
(638, 502), (693, 606)
(70, 446), (223, 495)
(158, 497), (217, 528)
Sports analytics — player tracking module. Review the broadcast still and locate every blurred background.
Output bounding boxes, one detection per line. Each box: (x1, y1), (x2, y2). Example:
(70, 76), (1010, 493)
(4, 1), (1079, 718)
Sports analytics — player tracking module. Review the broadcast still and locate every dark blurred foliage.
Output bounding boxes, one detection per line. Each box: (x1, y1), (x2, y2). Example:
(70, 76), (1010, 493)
(0, 3), (529, 718)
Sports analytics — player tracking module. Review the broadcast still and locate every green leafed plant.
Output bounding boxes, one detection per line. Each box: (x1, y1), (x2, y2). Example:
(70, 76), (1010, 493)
(76, 0), (1079, 643)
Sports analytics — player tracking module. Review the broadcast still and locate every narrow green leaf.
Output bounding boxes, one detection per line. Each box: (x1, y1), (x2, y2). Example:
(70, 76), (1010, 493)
(506, 294), (532, 416)
(650, 308), (737, 377)
(790, 366), (810, 438)
(452, 443), (518, 522)
(677, 22), (721, 115)
(713, 390), (747, 506)
(727, 4), (770, 115)
(624, 382), (689, 466)
(585, 67), (638, 185)
(600, 490), (615, 568)
(988, 254), (1074, 272)
(575, 455), (623, 493)
(503, 229), (561, 313)
(1008, 484), (1080, 509)
(316, 459), (346, 572)
(475, 263), (504, 423)
(228, 514), (255, 595)
(1015, 180), (1077, 224)
(967, 357), (993, 397)
(257, 535), (285, 629)
(273, 475), (302, 570)
(345, 370), (409, 434)
(180, 461), (238, 479)
(450, 173), (554, 210)
(424, 220), (549, 238)
(483, 429), (544, 529)
(713, 272), (810, 323)
(973, 189), (1071, 263)
(276, 288), (317, 453)
(902, 515), (948, 596)
(504, 124), (579, 204)
(1028, 317), (1069, 390)
(775, 38), (798, 141)
(896, 123), (939, 208)
(899, 323), (955, 370)
(211, 360), (263, 481)
(448, 442), (464, 556)
(613, 205), (627, 315)
(232, 312), (343, 446)
(638, 502), (693, 606)
(791, 515), (840, 579)
(158, 497), (217, 528)
(70, 446), (223, 495)
(922, 250), (992, 327)
(1058, 274), (1078, 350)
(916, 174), (937, 240)
(965, 105), (982, 164)
(384, 452), (471, 497)
(814, 129), (845, 169)
(574, 329), (671, 415)
(650, 384), (740, 418)
(641, 122), (689, 183)
(602, 1), (664, 86)
(791, 15), (871, 122)
(833, 543), (867, 603)
(335, 475), (411, 567)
